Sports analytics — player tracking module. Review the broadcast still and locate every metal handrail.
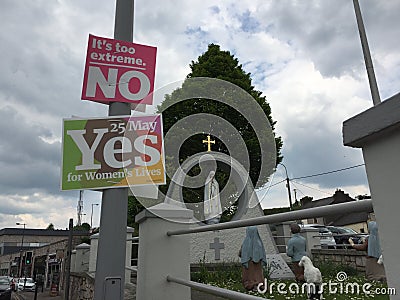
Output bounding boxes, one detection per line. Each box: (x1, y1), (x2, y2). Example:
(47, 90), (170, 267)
(167, 200), (373, 236)
(143, 200), (372, 299)
(167, 275), (269, 300)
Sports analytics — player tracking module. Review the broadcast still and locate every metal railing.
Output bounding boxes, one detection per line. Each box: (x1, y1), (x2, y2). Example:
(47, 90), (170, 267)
(167, 200), (372, 236)
(167, 275), (269, 300)
(125, 266), (137, 274)
(161, 200), (373, 299)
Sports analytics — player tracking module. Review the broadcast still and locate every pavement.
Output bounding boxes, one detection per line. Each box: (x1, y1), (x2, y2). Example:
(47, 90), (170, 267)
(11, 287), (230, 300)
(12, 289), (63, 300)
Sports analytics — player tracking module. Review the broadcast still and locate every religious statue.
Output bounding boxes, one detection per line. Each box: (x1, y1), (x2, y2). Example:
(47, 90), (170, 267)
(203, 171), (222, 224)
(239, 226), (267, 291)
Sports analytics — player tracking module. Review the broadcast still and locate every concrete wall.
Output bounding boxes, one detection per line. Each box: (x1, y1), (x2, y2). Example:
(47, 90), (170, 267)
(361, 132), (400, 289)
(343, 92), (400, 299)
(70, 272), (95, 300)
(190, 209), (278, 265)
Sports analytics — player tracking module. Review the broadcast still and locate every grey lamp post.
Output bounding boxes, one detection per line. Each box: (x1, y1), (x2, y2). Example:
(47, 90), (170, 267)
(91, 204), (99, 229)
(16, 222), (26, 278)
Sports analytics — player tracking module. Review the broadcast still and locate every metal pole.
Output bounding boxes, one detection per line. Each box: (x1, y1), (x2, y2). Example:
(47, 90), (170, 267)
(34, 284), (38, 300)
(280, 163), (293, 210)
(167, 275), (266, 300)
(64, 219), (73, 300)
(352, 0), (381, 106)
(93, 1), (133, 299)
(21, 225), (25, 277)
(77, 190), (84, 226)
(91, 204), (99, 229)
(167, 200), (373, 236)
(16, 222), (26, 278)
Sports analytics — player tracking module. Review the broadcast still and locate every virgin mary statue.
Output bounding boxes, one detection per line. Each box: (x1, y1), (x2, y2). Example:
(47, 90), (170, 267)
(203, 171), (222, 224)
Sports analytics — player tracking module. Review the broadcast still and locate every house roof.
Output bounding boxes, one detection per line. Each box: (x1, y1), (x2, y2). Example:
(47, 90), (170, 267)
(299, 190), (373, 226)
(300, 196), (334, 209)
(326, 211), (372, 227)
(0, 228), (88, 237)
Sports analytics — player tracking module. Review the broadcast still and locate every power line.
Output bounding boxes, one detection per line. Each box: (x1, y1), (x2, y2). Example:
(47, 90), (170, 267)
(257, 179), (286, 192)
(256, 163), (365, 195)
(291, 180), (331, 195)
(290, 181), (306, 197)
(291, 163), (365, 180)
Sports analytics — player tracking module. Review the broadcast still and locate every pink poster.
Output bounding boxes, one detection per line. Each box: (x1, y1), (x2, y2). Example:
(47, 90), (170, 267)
(81, 34), (157, 105)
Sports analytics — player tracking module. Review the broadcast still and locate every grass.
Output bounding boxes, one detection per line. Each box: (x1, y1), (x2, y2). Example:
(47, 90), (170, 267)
(191, 261), (393, 299)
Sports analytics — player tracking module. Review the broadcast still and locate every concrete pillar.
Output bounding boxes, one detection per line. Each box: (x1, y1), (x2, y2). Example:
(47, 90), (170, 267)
(75, 243), (90, 273)
(135, 203), (193, 300)
(70, 250), (76, 272)
(275, 222), (293, 253)
(301, 229), (320, 259)
(89, 233), (99, 273)
(343, 93), (400, 299)
(89, 228), (134, 283)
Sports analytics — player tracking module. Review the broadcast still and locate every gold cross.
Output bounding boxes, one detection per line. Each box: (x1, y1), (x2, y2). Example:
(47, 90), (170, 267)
(202, 135), (215, 152)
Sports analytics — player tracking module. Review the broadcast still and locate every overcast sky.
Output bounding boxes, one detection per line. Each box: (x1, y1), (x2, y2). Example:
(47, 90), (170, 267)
(0, 0), (399, 229)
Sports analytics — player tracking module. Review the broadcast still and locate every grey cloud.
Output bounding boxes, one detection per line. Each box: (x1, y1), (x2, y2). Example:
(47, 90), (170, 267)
(0, 107), (61, 194)
(281, 120), (368, 190)
(250, 0), (399, 79)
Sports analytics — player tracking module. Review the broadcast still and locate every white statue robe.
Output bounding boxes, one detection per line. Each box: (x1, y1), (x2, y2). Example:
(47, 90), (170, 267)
(204, 172), (222, 224)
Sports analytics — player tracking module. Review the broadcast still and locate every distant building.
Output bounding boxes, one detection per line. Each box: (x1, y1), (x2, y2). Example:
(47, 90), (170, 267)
(0, 228), (82, 256)
(299, 189), (373, 232)
(0, 227), (89, 280)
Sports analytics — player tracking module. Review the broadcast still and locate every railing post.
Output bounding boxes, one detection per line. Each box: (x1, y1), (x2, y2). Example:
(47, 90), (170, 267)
(70, 250), (76, 273)
(125, 227), (134, 284)
(301, 229), (320, 259)
(135, 203), (193, 299)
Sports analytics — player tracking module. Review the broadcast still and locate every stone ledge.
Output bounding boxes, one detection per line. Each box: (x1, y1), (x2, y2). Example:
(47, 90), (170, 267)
(312, 248), (366, 256)
(343, 92), (400, 148)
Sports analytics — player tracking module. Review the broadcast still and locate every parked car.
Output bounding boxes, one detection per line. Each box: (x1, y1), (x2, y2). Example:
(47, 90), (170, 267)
(17, 278), (36, 292)
(326, 226), (367, 248)
(300, 224), (337, 249)
(0, 276), (11, 300)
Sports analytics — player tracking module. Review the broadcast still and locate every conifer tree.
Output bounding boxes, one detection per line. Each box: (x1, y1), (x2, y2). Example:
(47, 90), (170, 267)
(156, 44), (282, 219)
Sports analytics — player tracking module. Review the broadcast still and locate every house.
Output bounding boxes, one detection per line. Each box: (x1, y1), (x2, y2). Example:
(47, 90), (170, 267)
(299, 189), (373, 232)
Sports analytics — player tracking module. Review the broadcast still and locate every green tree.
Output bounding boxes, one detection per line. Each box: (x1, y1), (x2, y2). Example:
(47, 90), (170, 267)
(127, 196), (144, 236)
(73, 222), (90, 232)
(156, 44), (282, 221)
(46, 223), (55, 230)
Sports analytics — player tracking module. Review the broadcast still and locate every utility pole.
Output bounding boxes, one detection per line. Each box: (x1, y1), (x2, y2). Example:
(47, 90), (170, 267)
(77, 190), (84, 226)
(16, 222), (26, 278)
(93, 0), (133, 299)
(279, 163), (293, 210)
(352, 0), (381, 106)
(64, 219), (73, 300)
